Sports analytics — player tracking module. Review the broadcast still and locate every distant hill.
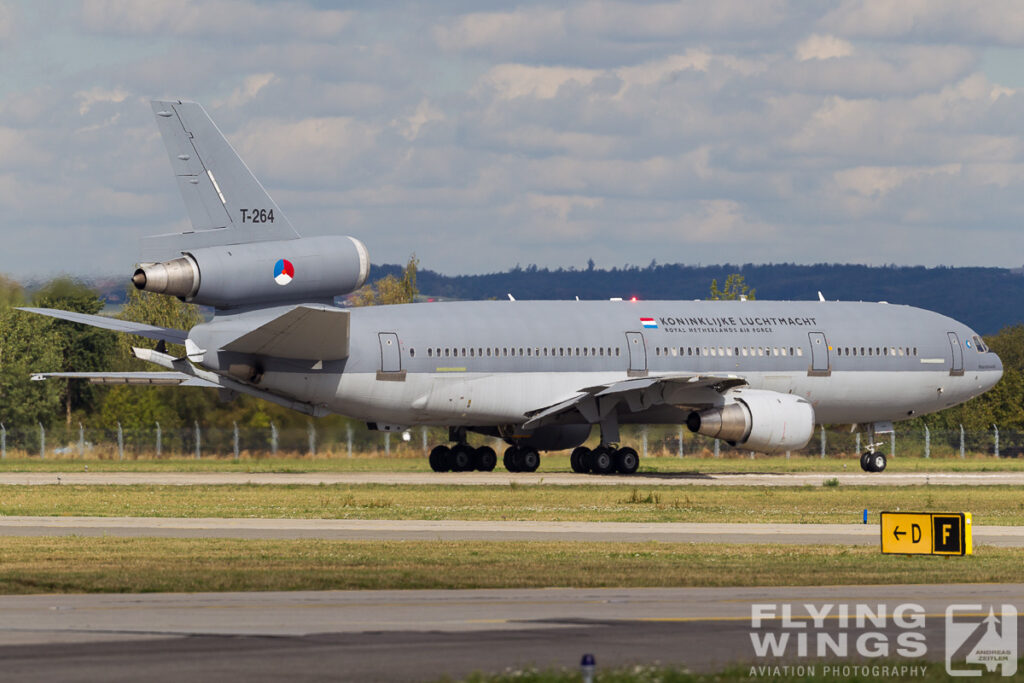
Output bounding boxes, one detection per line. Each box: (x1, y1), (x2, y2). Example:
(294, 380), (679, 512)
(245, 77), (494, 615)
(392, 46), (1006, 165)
(370, 262), (1024, 336)
(79, 263), (1024, 336)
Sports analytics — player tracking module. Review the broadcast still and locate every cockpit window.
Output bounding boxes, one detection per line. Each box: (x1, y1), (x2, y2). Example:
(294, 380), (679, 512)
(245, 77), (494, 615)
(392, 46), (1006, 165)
(972, 335), (989, 353)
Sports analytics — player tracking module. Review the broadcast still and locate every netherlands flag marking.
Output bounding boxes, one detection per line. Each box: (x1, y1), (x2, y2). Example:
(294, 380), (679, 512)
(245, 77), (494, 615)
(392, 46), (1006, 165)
(274, 258), (295, 286)
(640, 317), (658, 329)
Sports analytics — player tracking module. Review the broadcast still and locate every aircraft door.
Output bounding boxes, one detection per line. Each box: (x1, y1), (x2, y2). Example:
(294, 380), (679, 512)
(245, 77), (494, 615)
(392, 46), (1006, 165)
(626, 332), (647, 376)
(808, 332), (830, 376)
(947, 332), (964, 376)
(378, 333), (402, 373)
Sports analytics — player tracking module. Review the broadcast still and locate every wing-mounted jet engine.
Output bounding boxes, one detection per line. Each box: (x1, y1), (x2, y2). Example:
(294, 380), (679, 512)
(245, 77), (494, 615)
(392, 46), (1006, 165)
(685, 388), (815, 453)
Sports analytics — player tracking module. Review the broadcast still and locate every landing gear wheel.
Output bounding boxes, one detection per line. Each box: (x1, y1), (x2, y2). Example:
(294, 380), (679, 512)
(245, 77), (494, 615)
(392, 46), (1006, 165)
(503, 446), (520, 473)
(570, 447), (591, 473)
(613, 447), (640, 474)
(590, 447), (615, 475)
(869, 452), (887, 473)
(450, 444), (474, 472)
(860, 452), (872, 472)
(520, 448), (541, 473)
(475, 446), (497, 472)
(429, 445), (452, 472)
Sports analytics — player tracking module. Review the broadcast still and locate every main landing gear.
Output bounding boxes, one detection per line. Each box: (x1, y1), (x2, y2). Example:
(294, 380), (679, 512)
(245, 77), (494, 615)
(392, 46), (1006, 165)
(428, 443), (497, 472)
(569, 446), (639, 475)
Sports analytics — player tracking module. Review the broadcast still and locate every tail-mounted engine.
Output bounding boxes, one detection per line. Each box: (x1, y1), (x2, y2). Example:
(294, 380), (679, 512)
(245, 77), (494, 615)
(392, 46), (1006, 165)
(686, 388), (815, 453)
(132, 235), (369, 309)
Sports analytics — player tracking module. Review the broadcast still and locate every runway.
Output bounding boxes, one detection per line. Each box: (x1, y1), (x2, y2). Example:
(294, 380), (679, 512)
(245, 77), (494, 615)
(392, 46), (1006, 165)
(1, 515), (1023, 545)
(2, 584), (1022, 681)
(1, 470), (1022, 486)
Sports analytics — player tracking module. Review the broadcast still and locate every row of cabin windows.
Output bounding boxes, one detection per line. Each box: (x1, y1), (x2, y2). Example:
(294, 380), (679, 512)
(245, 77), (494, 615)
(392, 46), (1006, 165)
(655, 345), (804, 358)
(835, 346), (917, 357)
(412, 346), (623, 359)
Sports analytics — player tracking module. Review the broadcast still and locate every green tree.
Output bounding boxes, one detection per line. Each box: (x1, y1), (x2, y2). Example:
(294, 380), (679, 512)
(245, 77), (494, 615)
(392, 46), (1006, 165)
(0, 306), (63, 430)
(709, 273), (755, 300)
(32, 278), (117, 426)
(351, 254), (419, 306)
(114, 287), (204, 365)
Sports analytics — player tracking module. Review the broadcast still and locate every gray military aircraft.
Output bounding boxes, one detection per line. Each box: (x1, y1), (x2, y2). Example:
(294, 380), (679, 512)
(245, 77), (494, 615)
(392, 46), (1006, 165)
(22, 100), (1003, 474)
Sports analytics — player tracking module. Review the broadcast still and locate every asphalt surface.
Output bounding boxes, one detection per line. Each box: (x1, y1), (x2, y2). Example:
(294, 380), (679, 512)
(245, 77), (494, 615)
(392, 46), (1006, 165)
(2, 516), (1023, 546)
(2, 585), (1022, 681)
(1, 470), (1022, 486)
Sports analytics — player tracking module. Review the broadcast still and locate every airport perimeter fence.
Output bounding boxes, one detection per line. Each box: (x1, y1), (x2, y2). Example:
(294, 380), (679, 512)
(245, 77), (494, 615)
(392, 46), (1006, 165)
(0, 421), (1020, 461)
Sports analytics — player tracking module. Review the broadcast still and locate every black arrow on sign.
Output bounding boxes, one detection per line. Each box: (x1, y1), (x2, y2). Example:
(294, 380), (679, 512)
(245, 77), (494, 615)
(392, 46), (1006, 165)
(893, 526), (906, 541)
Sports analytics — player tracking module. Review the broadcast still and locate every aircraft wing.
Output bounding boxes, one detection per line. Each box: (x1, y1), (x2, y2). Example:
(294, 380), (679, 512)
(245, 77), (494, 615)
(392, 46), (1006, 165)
(522, 373), (747, 430)
(17, 308), (189, 345)
(220, 304), (350, 360)
(31, 371), (220, 388)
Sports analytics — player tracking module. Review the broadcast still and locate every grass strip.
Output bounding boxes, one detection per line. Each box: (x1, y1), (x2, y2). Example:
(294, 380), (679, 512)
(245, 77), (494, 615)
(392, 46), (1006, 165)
(447, 660), (1022, 682)
(2, 483), (1024, 524)
(0, 454), (1022, 473)
(0, 538), (1022, 594)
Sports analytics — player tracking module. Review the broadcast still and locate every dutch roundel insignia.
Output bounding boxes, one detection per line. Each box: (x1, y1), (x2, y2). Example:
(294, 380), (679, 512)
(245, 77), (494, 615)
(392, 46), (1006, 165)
(274, 258), (295, 286)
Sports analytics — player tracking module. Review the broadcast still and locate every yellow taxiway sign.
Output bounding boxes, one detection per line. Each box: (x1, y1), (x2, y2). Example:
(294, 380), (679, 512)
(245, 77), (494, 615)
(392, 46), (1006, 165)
(880, 512), (972, 555)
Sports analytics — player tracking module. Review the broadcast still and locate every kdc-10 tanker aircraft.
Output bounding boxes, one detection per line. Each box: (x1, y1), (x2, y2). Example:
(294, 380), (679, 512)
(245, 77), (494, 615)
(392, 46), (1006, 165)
(22, 100), (1003, 475)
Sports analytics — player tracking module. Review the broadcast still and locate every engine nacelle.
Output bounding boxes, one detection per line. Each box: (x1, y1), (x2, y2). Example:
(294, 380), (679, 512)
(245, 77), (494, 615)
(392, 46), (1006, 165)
(132, 235), (369, 309)
(686, 389), (815, 453)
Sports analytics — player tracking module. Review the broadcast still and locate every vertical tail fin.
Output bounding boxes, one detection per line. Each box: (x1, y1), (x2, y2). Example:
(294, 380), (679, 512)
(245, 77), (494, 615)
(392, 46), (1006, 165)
(143, 99), (299, 261)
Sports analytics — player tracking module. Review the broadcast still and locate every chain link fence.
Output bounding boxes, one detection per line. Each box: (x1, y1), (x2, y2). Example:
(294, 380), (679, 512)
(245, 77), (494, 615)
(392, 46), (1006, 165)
(0, 421), (1019, 461)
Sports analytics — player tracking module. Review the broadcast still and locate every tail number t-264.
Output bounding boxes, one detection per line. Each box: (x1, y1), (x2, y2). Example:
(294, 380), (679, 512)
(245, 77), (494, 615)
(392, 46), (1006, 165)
(240, 208), (275, 224)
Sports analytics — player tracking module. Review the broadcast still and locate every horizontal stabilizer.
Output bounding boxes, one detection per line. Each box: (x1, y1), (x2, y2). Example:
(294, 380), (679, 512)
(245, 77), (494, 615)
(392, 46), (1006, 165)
(17, 308), (189, 345)
(31, 371), (218, 388)
(144, 99), (299, 261)
(220, 305), (350, 360)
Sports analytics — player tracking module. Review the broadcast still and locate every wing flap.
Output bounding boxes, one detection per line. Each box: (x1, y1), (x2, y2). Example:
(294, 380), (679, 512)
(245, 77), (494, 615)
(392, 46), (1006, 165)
(17, 308), (189, 345)
(523, 374), (748, 429)
(219, 304), (350, 360)
(31, 372), (219, 388)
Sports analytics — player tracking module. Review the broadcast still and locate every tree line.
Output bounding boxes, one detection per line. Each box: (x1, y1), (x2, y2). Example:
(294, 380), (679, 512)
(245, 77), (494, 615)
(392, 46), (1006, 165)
(0, 264), (1021, 439)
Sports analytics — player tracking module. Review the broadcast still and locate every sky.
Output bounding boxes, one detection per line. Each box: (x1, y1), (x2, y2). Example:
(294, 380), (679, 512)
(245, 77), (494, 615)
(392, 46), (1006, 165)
(2, 0), (1024, 279)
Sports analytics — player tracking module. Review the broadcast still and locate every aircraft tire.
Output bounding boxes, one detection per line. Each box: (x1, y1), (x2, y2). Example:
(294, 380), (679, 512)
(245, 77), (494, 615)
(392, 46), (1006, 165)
(570, 447), (590, 473)
(870, 452), (887, 473)
(503, 447), (520, 473)
(475, 446), (497, 472)
(429, 445), (452, 472)
(521, 448), (541, 473)
(860, 452), (872, 472)
(590, 447), (615, 475)
(613, 447), (640, 474)
(451, 444), (474, 472)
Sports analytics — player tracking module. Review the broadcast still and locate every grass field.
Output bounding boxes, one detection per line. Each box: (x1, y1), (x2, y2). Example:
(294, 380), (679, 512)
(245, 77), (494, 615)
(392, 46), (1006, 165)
(449, 661), (1022, 682)
(0, 453), (1022, 473)
(0, 538), (1020, 594)
(1, 483), (1023, 524)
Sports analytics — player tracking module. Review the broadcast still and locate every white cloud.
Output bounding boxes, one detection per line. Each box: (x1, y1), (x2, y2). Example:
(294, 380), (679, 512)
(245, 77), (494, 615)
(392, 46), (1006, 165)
(214, 73), (276, 109)
(79, 0), (352, 39)
(0, 1), (13, 39)
(74, 87), (130, 115)
(796, 34), (853, 61)
(3, 1), (1024, 277)
(821, 0), (1024, 44)
(479, 64), (601, 100)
